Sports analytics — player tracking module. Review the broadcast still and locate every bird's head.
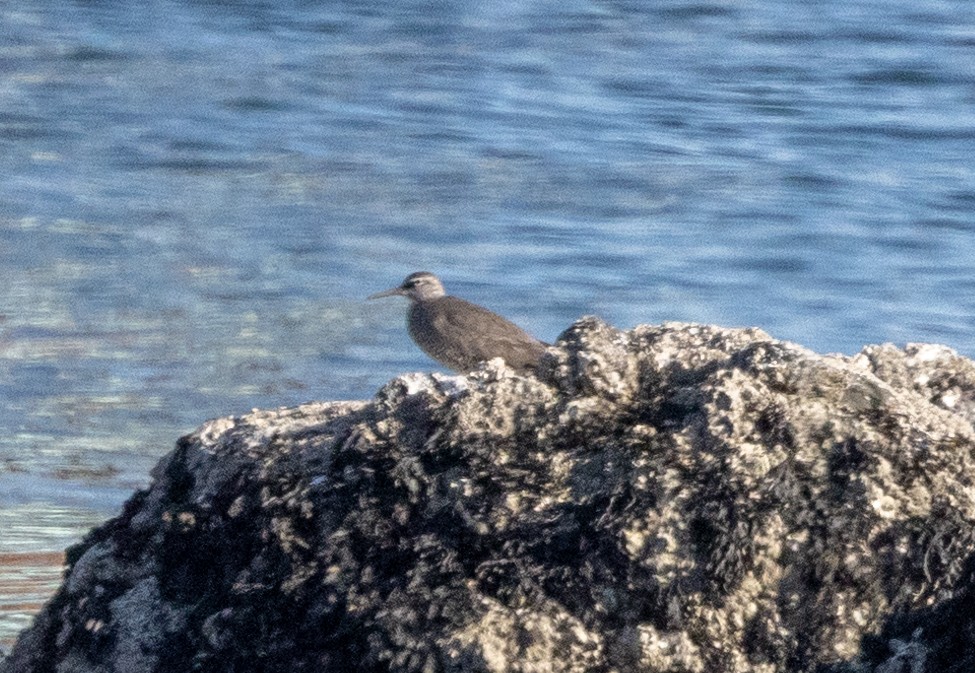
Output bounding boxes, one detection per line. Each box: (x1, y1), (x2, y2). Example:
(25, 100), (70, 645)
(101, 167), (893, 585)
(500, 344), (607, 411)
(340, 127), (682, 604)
(368, 271), (446, 303)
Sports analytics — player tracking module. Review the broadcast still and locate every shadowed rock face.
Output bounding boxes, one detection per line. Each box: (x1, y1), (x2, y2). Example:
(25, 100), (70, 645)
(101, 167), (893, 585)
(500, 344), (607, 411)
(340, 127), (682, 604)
(4, 318), (975, 673)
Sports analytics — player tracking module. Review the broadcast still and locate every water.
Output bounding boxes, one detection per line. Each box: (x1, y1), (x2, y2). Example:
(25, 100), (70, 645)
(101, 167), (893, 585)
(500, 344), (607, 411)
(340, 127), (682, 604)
(1, 0), (974, 646)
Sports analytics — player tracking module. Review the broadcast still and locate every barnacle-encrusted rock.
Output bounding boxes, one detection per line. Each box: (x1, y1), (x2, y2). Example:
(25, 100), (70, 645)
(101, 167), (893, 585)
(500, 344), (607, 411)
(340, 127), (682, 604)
(4, 319), (975, 673)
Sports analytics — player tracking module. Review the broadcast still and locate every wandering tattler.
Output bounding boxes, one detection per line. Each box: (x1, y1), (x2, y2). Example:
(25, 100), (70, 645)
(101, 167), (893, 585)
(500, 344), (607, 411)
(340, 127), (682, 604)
(368, 271), (548, 374)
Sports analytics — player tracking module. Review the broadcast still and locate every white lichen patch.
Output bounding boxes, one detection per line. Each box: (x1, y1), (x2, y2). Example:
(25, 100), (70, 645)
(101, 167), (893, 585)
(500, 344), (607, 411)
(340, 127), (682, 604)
(451, 597), (604, 673)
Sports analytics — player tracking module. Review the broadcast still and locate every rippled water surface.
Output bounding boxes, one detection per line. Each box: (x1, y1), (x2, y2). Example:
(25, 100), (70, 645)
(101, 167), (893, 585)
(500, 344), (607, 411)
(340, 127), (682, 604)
(1, 0), (974, 646)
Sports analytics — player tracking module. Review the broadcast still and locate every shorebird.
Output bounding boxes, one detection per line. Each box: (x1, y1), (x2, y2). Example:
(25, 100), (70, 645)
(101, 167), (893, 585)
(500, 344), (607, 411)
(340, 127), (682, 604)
(368, 271), (548, 374)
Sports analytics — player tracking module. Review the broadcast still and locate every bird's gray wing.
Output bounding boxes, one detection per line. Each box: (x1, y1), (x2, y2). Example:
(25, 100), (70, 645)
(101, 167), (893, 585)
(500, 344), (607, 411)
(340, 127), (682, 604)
(432, 297), (547, 369)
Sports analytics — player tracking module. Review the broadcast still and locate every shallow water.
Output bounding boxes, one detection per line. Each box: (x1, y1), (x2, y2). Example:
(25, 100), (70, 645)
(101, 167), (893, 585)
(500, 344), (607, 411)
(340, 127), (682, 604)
(1, 0), (974, 646)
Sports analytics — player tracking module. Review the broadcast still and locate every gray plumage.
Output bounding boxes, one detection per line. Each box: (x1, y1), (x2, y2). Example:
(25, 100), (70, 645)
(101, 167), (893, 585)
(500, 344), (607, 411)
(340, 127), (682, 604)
(368, 271), (548, 374)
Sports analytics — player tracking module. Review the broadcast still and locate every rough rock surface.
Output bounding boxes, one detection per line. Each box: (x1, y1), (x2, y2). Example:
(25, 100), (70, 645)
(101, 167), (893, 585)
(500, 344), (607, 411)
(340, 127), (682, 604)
(4, 319), (975, 673)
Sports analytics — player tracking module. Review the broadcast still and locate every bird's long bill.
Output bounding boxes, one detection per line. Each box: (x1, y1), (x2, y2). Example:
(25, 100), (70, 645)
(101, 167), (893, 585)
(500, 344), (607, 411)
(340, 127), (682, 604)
(367, 286), (405, 300)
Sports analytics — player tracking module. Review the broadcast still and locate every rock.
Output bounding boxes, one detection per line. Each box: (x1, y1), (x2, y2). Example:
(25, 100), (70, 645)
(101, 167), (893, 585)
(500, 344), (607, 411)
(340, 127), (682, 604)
(4, 319), (975, 673)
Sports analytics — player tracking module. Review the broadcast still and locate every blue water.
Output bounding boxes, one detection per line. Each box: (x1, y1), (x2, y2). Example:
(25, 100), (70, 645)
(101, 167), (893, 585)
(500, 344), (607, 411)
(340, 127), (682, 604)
(0, 0), (974, 643)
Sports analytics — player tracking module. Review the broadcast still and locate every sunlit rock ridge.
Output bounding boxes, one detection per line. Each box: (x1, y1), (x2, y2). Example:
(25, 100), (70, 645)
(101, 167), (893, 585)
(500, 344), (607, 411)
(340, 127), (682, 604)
(4, 318), (975, 673)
